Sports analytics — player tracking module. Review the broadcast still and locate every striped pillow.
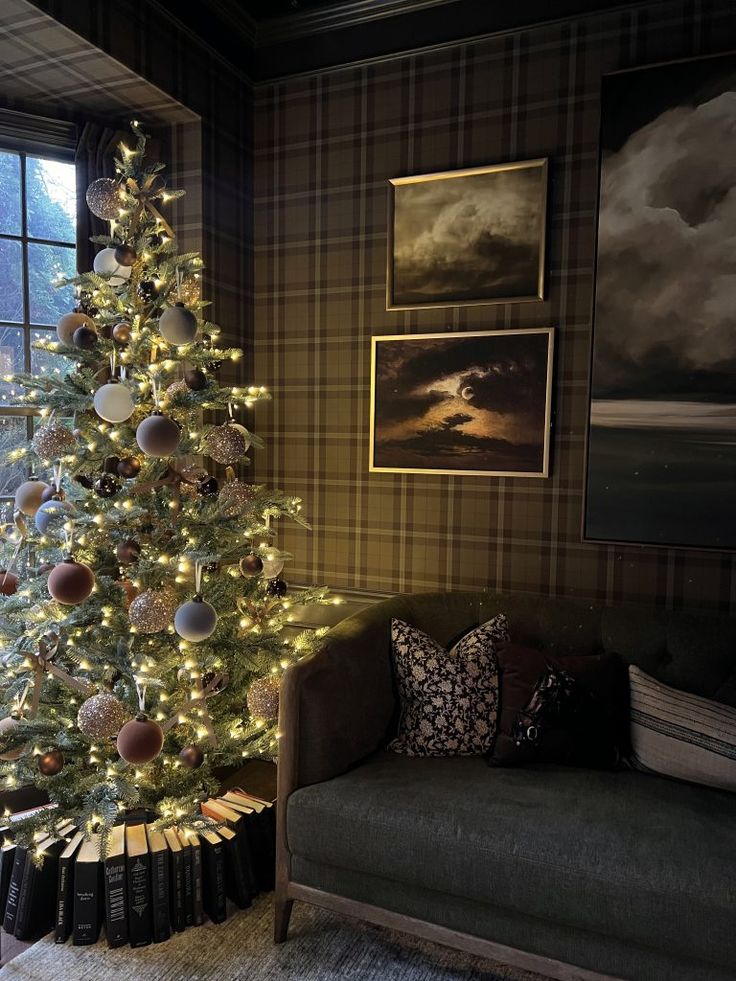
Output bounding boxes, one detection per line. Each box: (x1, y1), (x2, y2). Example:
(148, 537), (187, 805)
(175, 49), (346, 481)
(629, 665), (736, 793)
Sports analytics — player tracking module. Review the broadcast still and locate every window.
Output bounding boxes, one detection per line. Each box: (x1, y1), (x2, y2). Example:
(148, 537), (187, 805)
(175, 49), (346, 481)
(0, 149), (77, 498)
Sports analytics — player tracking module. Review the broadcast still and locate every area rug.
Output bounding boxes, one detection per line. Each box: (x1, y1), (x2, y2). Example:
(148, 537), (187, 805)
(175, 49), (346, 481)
(0, 895), (545, 981)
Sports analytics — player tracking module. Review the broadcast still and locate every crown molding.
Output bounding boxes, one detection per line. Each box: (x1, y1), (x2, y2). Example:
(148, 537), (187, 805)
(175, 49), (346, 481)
(256, 0), (465, 45)
(205, 0), (258, 44)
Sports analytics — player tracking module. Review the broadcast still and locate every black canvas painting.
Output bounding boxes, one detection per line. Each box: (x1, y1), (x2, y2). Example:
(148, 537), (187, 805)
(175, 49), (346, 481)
(387, 161), (547, 309)
(370, 329), (554, 477)
(585, 52), (736, 550)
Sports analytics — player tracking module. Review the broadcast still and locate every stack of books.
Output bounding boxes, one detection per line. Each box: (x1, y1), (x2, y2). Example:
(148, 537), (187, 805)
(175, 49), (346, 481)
(0, 789), (275, 948)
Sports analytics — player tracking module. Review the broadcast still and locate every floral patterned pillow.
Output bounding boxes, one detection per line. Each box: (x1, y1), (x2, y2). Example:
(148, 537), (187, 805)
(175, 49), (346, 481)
(388, 615), (508, 757)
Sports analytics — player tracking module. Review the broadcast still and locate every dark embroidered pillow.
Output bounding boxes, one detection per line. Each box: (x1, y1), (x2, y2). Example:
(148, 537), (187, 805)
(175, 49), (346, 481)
(389, 615), (508, 757)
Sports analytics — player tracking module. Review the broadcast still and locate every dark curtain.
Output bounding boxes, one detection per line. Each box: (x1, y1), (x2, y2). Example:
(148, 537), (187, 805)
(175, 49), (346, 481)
(74, 123), (128, 273)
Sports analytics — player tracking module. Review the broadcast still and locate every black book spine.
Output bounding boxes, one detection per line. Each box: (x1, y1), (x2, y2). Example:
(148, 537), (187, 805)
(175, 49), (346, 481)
(223, 836), (251, 909)
(150, 849), (171, 943)
(201, 840), (226, 924)
(73, 863), (102, 945)
(235, 827), (258, 899)
(3, 846), (28, 935)
(169, 848), (185, 933)
(17, 846), (62, 941)
(192, 844), (203, 926)
(0, 847), (16, 916)
(126, 852), (152, 948)
(55, 856), (75, 943)
(104, 854), (128, 948)
(12, 851), (34, 940)
(181, 845), (193, 927)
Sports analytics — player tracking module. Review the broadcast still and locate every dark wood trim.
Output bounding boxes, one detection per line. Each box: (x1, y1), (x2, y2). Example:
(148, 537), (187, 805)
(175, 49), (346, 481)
(285, 883), (624, 981)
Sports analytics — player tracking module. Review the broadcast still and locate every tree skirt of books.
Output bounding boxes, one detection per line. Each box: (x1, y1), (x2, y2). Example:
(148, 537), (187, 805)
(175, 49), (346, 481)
(0, 790), (274, 947)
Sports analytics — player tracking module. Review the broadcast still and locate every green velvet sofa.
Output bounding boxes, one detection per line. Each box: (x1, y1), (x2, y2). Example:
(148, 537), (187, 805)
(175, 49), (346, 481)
(275, 591), (736, 981)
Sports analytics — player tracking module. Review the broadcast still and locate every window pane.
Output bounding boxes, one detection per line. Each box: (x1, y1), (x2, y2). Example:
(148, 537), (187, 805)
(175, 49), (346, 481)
(0, 416), (27, 497)
(0, 152), (21, 236)
(26, 157), (76, 243)
(0, 239), (23, 323)
(28, 243), (75, 325)
(31, 328), (72, 381)
(0, 327), (24, 405)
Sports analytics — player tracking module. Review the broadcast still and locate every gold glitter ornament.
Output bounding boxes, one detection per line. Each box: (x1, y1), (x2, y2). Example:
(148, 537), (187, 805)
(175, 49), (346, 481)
(31, 422), (76, 460)
(246, 675), (280, 721)
(218, 479), (253, 518)
(129, 588), (177, 633)
(164, 379), (188, 401)
(85, 178), (121, 220)
(203, 423), (246, 466)
(77, 692), (127, 738)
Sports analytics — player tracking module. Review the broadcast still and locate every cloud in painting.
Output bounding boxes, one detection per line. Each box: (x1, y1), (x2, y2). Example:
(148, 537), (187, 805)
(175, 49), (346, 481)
(594, 90), (736, 399)
(373, 333), (550, 473)
(392, 167), (544, 304)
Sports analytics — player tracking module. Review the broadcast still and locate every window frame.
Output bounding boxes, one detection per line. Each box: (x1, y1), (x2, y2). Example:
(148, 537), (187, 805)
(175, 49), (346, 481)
(0, 143), (77, 498)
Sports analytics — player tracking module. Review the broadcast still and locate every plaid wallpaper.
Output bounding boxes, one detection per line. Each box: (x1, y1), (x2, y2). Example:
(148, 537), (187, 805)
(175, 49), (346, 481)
(252, 0), (736, 613)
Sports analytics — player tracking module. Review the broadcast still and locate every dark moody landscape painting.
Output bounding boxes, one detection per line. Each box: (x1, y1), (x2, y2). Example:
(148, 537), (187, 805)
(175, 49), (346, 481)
(585, 52), (736, 550)
(388, 160), (547, 309)
(370, 329), (554, 477)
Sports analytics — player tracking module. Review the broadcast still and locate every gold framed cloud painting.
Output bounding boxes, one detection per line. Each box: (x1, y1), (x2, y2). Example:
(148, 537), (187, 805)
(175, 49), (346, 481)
(370, 328), (554, 478)
(387, 160), (548, 310)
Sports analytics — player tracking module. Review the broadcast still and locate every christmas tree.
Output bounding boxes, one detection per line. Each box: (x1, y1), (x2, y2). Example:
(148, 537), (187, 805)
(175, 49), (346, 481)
(0, 122), (331, 847)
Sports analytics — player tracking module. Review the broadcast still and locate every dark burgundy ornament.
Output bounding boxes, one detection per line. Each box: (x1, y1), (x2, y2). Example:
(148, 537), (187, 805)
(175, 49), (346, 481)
(239, 554), (263, 577)
(72, 325), (98, 349)
(197, 476), (219, 496)
(179, 744), (204, 769)
(116, 539), (141, 565)
(117, 457), (141, 479)
(184, 367), (207, 391)
(74, 474), (94, 490)
(0, 570), (18, 595)
(114, 244), (137, 267)
(94, 474), (120, 498)
(37, 749), (64, 776)
(40, 484), (65, 504)
(137, 279), (158, 302)
(103, 455), (120, 474)
(116, 714), (164, 765)
(266, 577), (288, 598)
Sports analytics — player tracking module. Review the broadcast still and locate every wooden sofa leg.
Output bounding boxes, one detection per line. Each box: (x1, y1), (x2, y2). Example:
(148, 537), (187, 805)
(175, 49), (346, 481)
(274, 894), (294, 943)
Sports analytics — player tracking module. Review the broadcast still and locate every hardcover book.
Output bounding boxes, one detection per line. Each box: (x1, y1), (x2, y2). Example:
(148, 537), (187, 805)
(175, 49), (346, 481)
(73, 835), (103, 945)
(3, 842), (31, 935)
(125, 824), (152, 947)
(189, 832), (203, 926)
(145, 824), (171, 944)
(15, 834), (69, 940)
(0, 838), (17, 918)
(164, 827), (186, 933)
(55, 831), (83, 943)
(222, 792), (275, 891)
(176, 829), (194, 927)
(103, 824), (128, 948)
(201, 799), (255, 902)
(199, 829), (227, 924)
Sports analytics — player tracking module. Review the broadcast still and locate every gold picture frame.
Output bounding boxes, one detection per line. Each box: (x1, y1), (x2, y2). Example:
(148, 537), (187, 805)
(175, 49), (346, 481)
(387, 159), (548, 311)
(369, 328), (555, 478)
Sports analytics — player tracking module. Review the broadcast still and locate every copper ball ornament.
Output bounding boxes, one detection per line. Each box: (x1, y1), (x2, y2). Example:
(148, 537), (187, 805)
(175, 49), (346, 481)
(116, 539), (141, 565)
(48, 558), (95, 605)
(239, 554), (263, 577)
(129, 588), (176, 633)
(136, 412), (181, 458)
(72, 325), (98, 349)
(117, 579), (138, 606)
(85, 177), (120, 220)
(15, 477), (50, 517)
(0, 570), (18, 596)
(37, 749), (64, 776)
(203, 423), (246, 466)
(112, 322), (131, 344)
(184, 367), (207, 391)
(57, 311), (94, 345)
(116, 714), (164, 765)
(116, 457), (141, 479)
(246, 675), (280, 721)
(77, 692), (126, 739)
(179, 744), (204, 769)
(113, 244), (137, 267)
(159, 304), (198, 346)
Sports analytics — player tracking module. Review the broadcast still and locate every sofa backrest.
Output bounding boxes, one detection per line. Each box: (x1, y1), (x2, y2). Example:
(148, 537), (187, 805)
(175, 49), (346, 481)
(328, 590), (736, 708)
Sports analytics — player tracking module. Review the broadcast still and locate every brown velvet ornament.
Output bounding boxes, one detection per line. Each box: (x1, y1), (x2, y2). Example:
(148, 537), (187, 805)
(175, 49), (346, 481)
(239, 554), (263, 577)
(116, 457), (141, 479)
(0, 570), (18, 595)
(47, 558), (95, 605)
(184, 367), (207, 391)
(116, 539), (141, 565)
(116, 714), (164, 765)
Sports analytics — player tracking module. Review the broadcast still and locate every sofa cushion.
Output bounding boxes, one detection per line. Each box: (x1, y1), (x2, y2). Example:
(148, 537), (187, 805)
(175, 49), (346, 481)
(287, 752), (736, 969)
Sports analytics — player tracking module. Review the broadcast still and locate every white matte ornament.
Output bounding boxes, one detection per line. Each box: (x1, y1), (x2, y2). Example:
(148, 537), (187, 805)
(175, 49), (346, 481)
(174, 597), (218, 642)
(15, 479), (50, 517)
(57, 312), (94, 345)
(159, 305), (197, 346)
(93, 248), (132, 287)
(85, 178), (120, 220)
(136, 413), (181, 458)
(94, 382), (135, 423)
(261, 551), (285, 579)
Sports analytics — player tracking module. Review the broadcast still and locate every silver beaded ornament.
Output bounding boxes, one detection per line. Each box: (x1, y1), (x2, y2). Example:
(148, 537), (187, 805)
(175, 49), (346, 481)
(85, 178), (121, 220)
(203, 424), (246, 466)
(31, 422), (76, 460)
